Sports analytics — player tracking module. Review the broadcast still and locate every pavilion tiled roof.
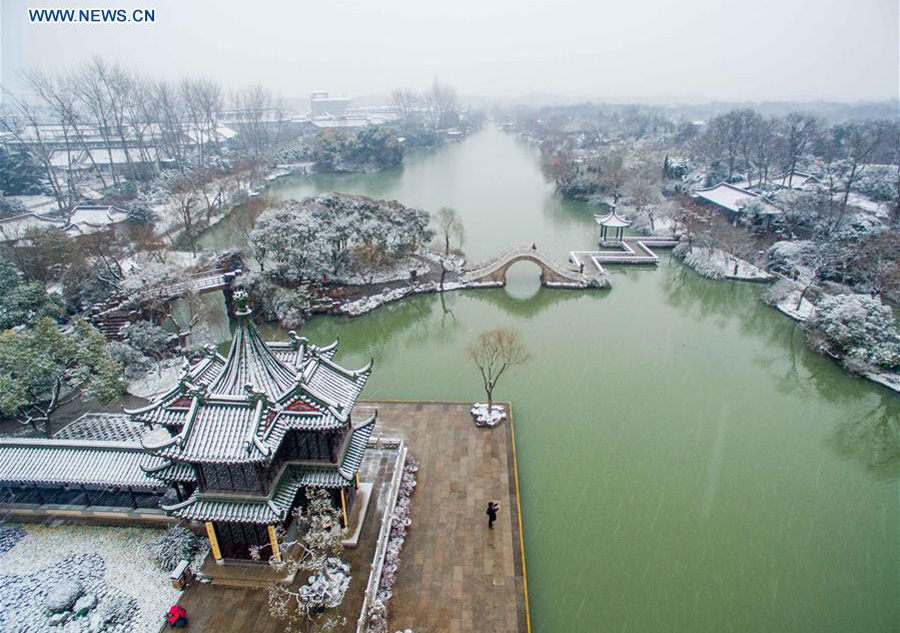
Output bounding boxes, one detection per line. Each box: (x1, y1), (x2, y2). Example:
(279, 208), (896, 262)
(141, 459), (197, 483)
(0, 438), (168, 489)
(53, 412), (148, 443)
(129, 302), (372, 467)
(163, 415), (376, 524)
(594, 209), (633, 228)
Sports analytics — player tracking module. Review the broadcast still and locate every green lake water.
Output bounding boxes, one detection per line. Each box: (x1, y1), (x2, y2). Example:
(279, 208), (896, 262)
(199, 126), (899, 633)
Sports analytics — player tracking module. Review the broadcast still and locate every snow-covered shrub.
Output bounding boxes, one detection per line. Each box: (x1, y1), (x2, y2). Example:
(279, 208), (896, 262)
(683, 249), (724, 279)
(148, 527), (205, 572)
(671, 240), (691, 259)
(806, 294), (900, 369)
(855, 165), (899, 203)
(831, 213), (885, 242)
(106, 341), (152, 379)
(0, 525), (25, 554)
(238, 272), (308, 329)
(761, 279), (794, 307)
(766, 240), (816, 275)
(123, 196), (157, 225)
(89, 594), (138, 632)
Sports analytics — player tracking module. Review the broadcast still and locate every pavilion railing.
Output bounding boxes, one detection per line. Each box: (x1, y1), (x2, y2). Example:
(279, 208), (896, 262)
(356, 436), (408, 633)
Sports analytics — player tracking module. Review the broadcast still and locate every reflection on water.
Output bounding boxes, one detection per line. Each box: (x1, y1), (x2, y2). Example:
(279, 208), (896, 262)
(193, 127), (899, 633)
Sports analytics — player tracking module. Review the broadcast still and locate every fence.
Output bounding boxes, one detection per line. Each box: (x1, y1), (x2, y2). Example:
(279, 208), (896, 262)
(355, 436), (408, 633)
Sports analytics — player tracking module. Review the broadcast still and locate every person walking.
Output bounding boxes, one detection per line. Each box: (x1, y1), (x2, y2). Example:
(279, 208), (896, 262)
(486, 501), (499, 529)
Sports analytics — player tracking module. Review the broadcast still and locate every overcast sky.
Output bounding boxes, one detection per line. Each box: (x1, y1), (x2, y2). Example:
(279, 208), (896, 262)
(1, 0), (897, 104)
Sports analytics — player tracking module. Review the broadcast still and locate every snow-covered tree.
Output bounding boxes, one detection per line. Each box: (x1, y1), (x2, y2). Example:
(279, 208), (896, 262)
(250, 194), (433, 284)
(806, 294), (900, 370)
(0, 317), (124, 435)
(257, 489), (351, 628)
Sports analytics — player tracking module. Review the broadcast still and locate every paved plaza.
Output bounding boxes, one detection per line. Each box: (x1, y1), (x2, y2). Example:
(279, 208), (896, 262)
(168, 401), (529, 633)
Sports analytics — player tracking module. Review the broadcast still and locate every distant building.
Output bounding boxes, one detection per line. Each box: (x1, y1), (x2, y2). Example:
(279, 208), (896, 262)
(0, 294), (377, 567)
(310, 91), (351, 117)
(692, 182), (782, 229)
(0, 212), (66, 243)
(46, 147), (162, 179)
(0, 205), (128, 243)
(65, 205), (130, 236)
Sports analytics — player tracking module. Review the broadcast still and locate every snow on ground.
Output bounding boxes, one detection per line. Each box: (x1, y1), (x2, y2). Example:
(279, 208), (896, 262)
(127, 358), (183, 399)
(846, 192), (889, 218)
(470, 403), (507, 428)
(769, 282), (816, 322)
(684, 247), (773, 282)
(339, 281), (466, 317)
(337, 256), (431, 286)
(863, 369), (900, 394)
(0, 524), (179, 633)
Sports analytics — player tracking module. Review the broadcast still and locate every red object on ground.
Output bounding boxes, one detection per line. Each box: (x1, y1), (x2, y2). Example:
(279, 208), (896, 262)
(167, 605), (188, 624)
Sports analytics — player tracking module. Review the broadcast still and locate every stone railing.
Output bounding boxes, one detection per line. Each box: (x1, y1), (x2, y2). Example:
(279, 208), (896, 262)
(356, 436), (408, 633)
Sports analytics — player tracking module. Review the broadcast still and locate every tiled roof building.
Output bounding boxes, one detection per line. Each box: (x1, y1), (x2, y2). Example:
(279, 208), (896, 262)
(0, 291), (375, 565)
(126, 291), (375, 562)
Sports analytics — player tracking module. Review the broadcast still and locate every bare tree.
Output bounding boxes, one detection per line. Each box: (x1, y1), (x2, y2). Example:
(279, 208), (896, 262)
(778, 112), (820, 186)
(392, 88), (420, 130)
(424, 80), (458, 131)
(627, 160), (662, 232)
(232, 84), (272, 161)
(434, 206), (465, 256)
(166, 173), (202, 253)
(0, 91), (67, 210)
(468, 328), (530, 413)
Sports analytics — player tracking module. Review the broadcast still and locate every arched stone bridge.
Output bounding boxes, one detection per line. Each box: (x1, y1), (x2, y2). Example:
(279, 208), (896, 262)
(462, 243), (607, 289)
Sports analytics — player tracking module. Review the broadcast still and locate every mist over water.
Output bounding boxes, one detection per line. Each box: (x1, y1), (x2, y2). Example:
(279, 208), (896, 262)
(203, 128), (900, 633)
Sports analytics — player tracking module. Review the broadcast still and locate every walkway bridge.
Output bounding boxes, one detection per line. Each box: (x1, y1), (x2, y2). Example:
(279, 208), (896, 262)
(89, 268), (241, 340)
(570, 236), (679, 275)
(463, 243), (607, 289)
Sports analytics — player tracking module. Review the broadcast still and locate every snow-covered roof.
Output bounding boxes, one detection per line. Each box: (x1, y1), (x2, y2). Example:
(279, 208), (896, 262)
(65, 205), (129, 234)
(309, 118), (372, 129)
(769, 170), (821, 190)
(0, 437), (167, 489)
(85, 147), (159, 165)
(54, 413), (148, 443)
(0, 212), (66, 241)
(594, 209), (632, 228)
(163, 416), (376, 524)
(693, 182), (781, 215)
(130, 296), (373, 465)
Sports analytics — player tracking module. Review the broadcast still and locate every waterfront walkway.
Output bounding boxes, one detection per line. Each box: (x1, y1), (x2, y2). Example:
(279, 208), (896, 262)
(357, 401), (530, 633)
(570, 236), (679, 275)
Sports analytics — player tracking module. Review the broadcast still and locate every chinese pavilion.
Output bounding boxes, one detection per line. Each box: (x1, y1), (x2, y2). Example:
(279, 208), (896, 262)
(126, 292), (375, 563)
(594, 207), (632, 243)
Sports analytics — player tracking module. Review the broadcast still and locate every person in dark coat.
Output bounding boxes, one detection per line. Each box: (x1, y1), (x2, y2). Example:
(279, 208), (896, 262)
(486, 501), (499, 529)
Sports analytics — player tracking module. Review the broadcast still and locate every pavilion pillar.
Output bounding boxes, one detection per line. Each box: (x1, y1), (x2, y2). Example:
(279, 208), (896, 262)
(355, 473), (359, 489)
(128, 486), (137, 509)
(267, 525), (282, 564)
(340, 488), (349, 528)
(205, 522), (224, 565)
